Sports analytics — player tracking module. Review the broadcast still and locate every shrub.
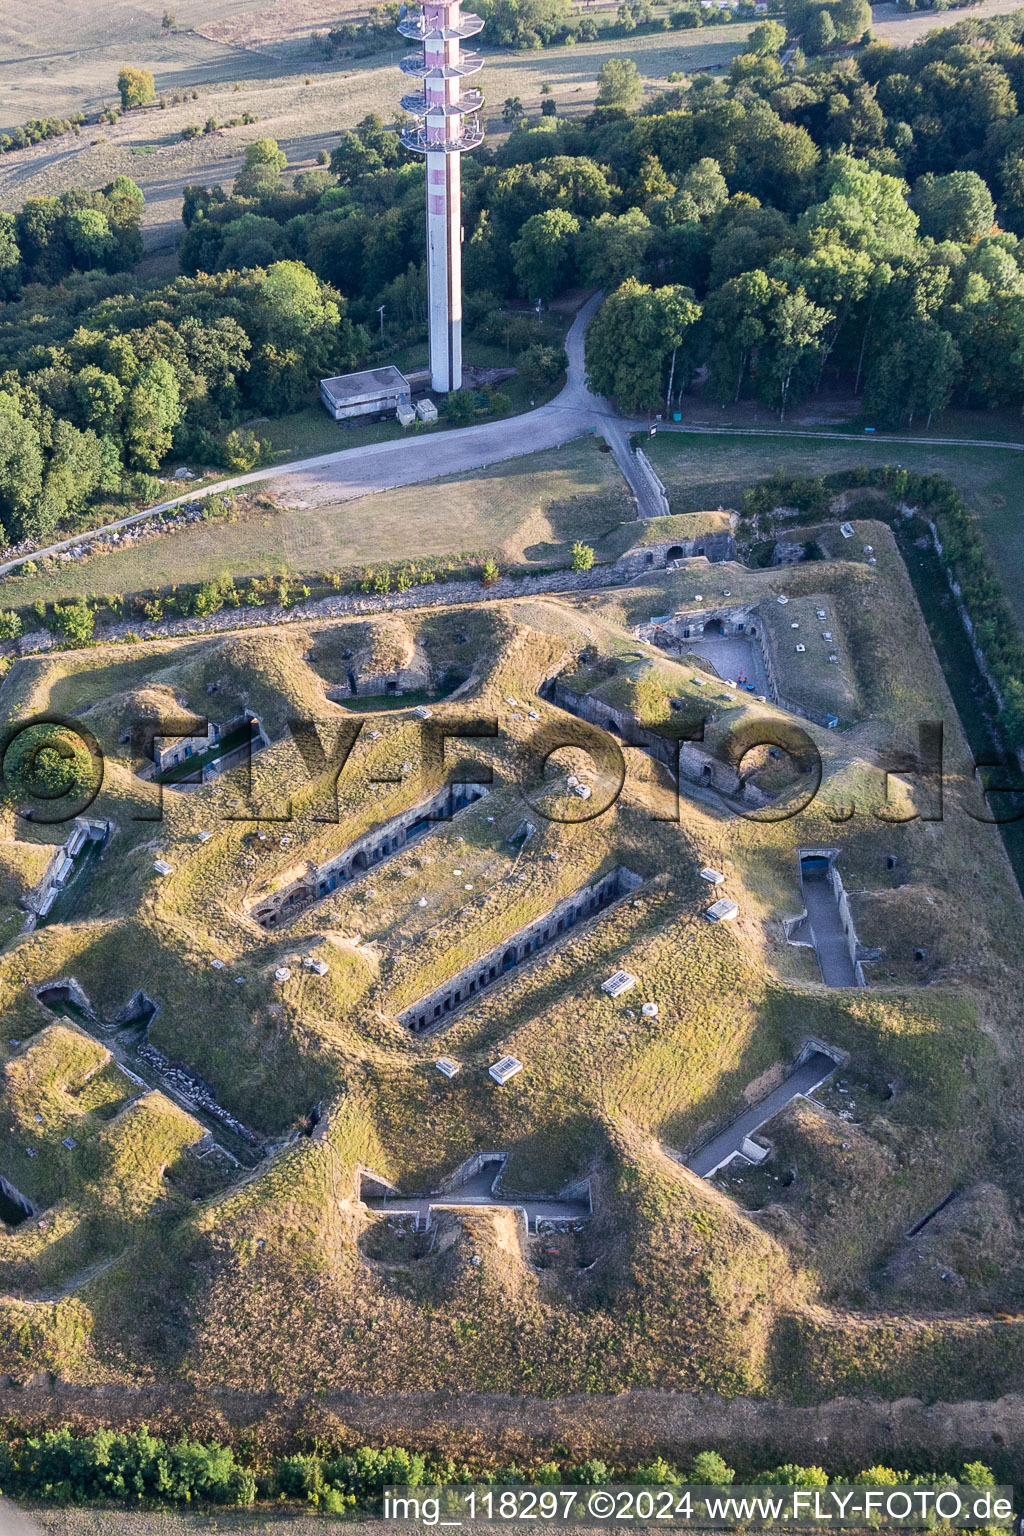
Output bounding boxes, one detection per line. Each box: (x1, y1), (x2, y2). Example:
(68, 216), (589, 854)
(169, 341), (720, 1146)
(518, 343), (568, 392)
(481, 557), (500, 585)
(126, 472), (162, 505)
(51, 600), (95, 644)
(222, 427), (264, 472)
(570, 540), (595, 571)
(442, 389), (477, 425)
(0, 610), (23, 640)
(691, 1451), (734, 1484)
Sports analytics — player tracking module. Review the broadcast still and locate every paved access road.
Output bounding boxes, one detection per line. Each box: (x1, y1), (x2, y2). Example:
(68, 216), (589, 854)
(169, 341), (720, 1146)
(800, 864), (859, 987)
(5, 294), (1023, 579)
(686, 1050), (837, 1178)
(0, 292), (633, 578)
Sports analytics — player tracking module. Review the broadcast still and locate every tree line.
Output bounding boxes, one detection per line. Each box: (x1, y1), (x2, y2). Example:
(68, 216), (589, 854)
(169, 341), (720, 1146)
(0, 1425), (1004, 1513)
(4, 5), (1024, 548)
(173, 7), (1024, 424)
(0, 243), (363, 545)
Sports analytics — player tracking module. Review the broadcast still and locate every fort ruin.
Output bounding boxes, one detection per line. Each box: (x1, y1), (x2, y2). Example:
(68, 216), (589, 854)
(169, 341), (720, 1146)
(399, 864), (642, 1033)
(250, 780), (489, 929)
(153, 713), (268, 787)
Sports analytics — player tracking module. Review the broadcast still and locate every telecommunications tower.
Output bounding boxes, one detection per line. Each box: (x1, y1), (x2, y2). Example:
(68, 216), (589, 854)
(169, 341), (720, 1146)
(398, 0), (484, 392)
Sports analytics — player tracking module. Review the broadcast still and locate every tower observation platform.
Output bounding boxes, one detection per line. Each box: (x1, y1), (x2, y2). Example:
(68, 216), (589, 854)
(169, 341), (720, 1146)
(398, 0), (485, 392)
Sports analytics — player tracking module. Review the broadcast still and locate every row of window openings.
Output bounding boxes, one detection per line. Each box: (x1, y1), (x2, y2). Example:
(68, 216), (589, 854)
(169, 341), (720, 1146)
(166, 726), (222, 765)
(316, 836), (398, 893)
(679, 624), (753, 639)
(411, 884), (615, 1029)
(260, 806), (472, 923)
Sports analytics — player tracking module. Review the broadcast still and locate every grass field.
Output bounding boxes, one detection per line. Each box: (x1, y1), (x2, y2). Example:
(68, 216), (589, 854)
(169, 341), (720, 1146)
(0, 24), (753, 251)
(0, 438), (632, 606)
(647, 430), (1024, 633)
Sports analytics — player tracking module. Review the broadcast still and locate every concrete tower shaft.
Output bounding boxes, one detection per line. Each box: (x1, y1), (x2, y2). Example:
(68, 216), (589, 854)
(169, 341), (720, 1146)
(398, 0), (484, 393)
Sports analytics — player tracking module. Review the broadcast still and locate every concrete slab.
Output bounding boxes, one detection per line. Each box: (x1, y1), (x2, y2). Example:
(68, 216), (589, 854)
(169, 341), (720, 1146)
(686, 1050), (837, 1178)
(801, 866), (858, 987)
(684, 632), (771, 696)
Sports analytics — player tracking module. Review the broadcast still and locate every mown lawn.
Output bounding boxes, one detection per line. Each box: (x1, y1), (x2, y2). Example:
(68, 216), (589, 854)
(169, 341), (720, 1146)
(0, 439), (630, 608)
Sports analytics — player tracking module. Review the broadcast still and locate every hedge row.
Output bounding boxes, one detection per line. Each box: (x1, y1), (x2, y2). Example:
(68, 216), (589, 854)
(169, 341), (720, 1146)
(0, 1427), (1003, 1513)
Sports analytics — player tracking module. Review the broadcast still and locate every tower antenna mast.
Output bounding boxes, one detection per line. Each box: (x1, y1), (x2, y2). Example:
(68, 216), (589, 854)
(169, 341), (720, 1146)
(398, 0), (484, 392)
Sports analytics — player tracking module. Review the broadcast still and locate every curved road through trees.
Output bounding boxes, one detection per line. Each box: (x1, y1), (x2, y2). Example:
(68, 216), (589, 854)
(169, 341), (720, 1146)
(3, 290), (1024, 579)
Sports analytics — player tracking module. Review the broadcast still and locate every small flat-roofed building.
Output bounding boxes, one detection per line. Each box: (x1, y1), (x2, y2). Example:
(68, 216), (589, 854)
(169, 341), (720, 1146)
(320, 365), (412, 422)
(52, 854), (75, 887)
(706, 897), (739, 923)
(700, 867), (725, 885)
(489, 1055), (523, 1085)
(436, 1056), (461, 1079)
(601, 970), (637, 998)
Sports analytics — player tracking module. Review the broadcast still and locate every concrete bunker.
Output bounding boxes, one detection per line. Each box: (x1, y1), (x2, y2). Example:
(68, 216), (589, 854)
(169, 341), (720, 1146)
(114, 991), (160, 1032)
(0, 1175), (34, 1229)
(687, 1039), (847, 1178)
(359, 1154), (592, 1234)
(544, 673), (769, 812)
(153, 714), (268, 787)
(399, 865), (643, 1034)
(786, 850), (865, 988)
(35, 976), (96, 1023)
(25, 818), (111, 929)
(250, 780), (489, 929)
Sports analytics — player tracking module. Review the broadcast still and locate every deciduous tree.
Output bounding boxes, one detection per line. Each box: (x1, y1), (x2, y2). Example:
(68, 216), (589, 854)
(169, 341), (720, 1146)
(117, 67), (156, 109)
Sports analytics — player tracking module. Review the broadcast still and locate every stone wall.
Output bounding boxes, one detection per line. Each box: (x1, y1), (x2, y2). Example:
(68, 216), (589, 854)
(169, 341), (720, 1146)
(632, 447), (671, 519)
(399, 865), (642, 1033)
(249, 781), (489, 929)
(5, 542), (739, 663)
(644, 602), (759, 643)
(614, 533), (736, 581)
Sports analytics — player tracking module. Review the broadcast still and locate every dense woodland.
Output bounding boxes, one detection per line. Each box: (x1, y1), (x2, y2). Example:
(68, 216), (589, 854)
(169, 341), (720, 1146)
(1, 8), (1024, 544)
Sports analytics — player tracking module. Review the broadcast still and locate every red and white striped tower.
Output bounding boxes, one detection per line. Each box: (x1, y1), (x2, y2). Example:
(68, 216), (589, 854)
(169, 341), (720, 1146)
(398, 0), (484, 392)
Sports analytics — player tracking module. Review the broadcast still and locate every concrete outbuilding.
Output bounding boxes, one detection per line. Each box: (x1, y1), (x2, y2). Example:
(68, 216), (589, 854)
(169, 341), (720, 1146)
(320, 366), (412, 421)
